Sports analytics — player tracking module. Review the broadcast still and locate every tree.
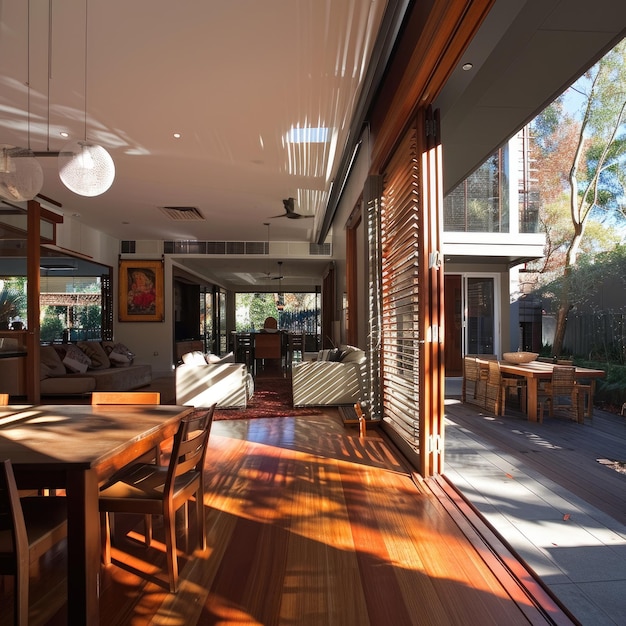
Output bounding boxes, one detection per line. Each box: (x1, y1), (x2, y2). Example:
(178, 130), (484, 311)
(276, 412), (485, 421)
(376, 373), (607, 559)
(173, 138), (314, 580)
(533, 39), (626, 355)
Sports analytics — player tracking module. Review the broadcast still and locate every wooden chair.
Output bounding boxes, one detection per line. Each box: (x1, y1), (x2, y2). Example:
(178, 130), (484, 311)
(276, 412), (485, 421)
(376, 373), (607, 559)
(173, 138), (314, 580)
(539, 365), (583, 422)
(462, 356), (484, 405)
(92, 392), (162, 463)
(287, 332), (306, 366)
(485, 361), (526, 416)
(0, 459), (67, 625)
(99, 405), (215, 592)
(0, 393), (8, 406)
(91, 391), (161, 405)
(234, 332), (255, 371)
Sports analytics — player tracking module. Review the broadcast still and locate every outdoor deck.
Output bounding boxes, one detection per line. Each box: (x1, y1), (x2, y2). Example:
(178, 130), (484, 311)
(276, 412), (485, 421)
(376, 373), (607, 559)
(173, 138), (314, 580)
(444, 381), (626, 625)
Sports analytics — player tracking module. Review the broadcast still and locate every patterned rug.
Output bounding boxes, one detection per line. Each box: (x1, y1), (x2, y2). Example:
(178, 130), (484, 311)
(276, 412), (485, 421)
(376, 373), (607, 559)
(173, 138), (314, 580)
(214, 374), (327, 420)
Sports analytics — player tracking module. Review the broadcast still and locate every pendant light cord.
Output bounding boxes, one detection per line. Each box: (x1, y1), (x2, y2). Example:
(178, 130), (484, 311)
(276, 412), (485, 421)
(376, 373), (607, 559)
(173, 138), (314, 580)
(47, 0), (52, 152)
(83, 0), (89, 142)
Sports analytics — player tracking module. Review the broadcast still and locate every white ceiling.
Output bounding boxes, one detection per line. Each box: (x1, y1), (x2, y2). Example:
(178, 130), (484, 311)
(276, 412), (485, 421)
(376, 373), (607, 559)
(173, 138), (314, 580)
(1, 0), (625, 289)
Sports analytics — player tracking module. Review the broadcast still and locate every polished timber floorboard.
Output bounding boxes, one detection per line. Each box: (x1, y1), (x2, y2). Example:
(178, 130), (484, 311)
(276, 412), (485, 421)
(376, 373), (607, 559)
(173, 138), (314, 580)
(3, 412), (576, 625)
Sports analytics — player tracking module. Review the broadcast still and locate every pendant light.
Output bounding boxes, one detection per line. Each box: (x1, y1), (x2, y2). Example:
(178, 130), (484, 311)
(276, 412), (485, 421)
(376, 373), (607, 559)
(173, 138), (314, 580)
(58, 0), (114, 196)
(0, 2), (44, 202)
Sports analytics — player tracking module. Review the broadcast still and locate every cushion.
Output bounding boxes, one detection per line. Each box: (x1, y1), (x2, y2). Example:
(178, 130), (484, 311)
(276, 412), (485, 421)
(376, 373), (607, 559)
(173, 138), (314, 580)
(182, 351), (207, 365)
(340, 345), (365, 363)
(328, 348), (344, 362)
(102, 341), (135, 368)
(40, 345), (67, 380)
(206, 351), (235, 364)
(317, 349), (332, 361)
(77, 341), (111, 370)
(60, 344), (91, 374)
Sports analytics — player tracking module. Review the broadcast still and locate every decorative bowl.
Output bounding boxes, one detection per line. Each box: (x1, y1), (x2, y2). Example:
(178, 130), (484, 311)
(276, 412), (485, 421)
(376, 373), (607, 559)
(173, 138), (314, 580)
(502, 351), (539, 364)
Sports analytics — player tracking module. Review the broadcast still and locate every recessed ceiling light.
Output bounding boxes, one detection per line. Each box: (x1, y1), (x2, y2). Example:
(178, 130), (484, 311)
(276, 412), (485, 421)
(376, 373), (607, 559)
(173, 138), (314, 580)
(60, 131), (69, 138)
(173, 133), (181, 139)
(462, 62), (473, 71)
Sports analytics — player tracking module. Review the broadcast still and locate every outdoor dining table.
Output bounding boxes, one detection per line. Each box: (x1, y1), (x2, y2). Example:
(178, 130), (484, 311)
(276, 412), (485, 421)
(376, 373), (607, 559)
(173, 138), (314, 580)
(477, 359), (606, 422)
(0, 403), (193, 625)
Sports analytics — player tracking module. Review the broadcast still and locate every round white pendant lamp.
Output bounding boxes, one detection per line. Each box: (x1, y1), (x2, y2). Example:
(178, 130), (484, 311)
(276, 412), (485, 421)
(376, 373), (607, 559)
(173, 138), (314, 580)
(58, 140), (115, 197)
(0, 145), (44, 202)
(57, 0), (115, 197)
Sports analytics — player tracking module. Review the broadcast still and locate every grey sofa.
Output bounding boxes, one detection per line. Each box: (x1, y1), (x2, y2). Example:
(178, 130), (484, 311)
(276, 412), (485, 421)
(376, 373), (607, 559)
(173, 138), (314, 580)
(292, 346), (366, 406)
(38, 342), (152, 396)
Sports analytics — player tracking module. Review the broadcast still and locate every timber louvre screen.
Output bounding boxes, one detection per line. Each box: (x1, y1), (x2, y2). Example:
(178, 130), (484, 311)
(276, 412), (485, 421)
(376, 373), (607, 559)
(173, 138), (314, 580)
(380, 124), (421, 447)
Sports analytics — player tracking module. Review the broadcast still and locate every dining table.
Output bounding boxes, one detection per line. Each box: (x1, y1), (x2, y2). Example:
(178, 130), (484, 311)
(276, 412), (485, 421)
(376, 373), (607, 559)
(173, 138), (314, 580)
(0, 403), (193, 625)
(480, 359), (606, 422)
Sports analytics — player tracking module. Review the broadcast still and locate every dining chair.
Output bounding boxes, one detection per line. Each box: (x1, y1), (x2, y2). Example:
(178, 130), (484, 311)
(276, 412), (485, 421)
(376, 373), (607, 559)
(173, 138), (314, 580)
(92, 391), (162, 463)
(91, 391), (161, 405)
(99, 404), (215, 592)
(287, 332), (306, 367)
(462, 357), (484, 405)
(485, 360), (526, 416)
(0, 459), (67, 625)
(539, 365), (583, 422)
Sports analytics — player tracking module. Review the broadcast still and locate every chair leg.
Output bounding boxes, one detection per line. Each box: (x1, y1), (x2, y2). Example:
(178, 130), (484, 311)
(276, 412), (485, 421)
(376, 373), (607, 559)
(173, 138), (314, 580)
(144, 514), (152, 547)
(101, 512), (112, 566)
(163, 508), (179, 593)
(196, 491), (206, 551)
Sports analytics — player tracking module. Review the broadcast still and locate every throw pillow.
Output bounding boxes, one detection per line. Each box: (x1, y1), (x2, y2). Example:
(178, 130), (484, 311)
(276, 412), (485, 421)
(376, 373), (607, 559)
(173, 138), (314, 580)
(102, 341), (135, 368)
(328, 348), (343, 362)
(40, 345), (66, 379)
(77, 341), (110, 370)
(60, 343), (92, 373)
(182, 351), (207, 365)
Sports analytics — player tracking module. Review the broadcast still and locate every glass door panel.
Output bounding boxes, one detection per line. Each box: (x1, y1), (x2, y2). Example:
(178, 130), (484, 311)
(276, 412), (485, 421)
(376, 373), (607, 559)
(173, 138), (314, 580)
(466, 277), (495, 355)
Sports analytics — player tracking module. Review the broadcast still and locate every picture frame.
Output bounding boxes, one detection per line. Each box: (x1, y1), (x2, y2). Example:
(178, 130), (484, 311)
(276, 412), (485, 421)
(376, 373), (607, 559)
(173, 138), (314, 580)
(118, 259), (164, 322)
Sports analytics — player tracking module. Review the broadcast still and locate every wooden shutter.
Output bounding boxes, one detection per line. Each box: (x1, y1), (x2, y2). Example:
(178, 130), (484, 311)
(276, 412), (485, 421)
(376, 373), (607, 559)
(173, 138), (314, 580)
(379, 107), (444, 476)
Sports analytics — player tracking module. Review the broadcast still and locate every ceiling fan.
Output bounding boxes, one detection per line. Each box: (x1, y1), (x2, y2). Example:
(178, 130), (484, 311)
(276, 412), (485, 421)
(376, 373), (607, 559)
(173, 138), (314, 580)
(268, 261), (285, 280)
(269, 197), (314, 219)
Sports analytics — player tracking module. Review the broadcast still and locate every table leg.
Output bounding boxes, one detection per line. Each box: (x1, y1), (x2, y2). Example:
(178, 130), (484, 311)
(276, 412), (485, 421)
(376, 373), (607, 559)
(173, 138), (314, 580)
(527, 378), (539, 422)
(66, 469), (100, 625)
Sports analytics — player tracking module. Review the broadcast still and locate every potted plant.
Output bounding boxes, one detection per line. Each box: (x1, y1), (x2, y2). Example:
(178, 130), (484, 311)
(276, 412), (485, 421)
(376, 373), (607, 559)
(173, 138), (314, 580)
(0, 288), (26, 330)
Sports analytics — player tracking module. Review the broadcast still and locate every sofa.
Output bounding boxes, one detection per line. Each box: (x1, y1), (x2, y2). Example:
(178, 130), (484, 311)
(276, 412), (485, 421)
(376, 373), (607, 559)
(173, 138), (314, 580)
(37, 341), (152, 396)
(175, 351), (254, 408)
(292, 345), (366, 406)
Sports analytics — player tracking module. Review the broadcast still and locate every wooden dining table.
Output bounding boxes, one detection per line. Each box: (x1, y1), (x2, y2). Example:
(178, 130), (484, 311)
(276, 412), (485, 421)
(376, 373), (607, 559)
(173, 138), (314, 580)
(0, 403), (193, 625)
(479, 359), (606, 422)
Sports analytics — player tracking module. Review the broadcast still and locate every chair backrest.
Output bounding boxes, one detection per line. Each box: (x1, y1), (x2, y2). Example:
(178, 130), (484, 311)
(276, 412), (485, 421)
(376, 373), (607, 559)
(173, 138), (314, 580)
(487, 360), (502, 385)
(91, 391), (161, 405)
(550, 365), (576, 395)
(288, 333), (305, 349)
(166, 405), (215, 495)
(263, 316), (278, 330)
(0, 394), (8, 406)
(0, 459), (29, 576)
(463, 357), (480, 382)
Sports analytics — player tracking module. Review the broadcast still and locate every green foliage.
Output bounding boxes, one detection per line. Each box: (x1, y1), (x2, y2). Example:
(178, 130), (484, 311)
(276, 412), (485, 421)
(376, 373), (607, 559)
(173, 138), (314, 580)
(0, 286), (26, 325)
(40, 310), (65, 343)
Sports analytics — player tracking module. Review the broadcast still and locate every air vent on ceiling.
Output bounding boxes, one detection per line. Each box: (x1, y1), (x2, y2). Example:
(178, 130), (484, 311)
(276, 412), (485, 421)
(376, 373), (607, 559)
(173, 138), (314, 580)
(159, 206), (205, 221)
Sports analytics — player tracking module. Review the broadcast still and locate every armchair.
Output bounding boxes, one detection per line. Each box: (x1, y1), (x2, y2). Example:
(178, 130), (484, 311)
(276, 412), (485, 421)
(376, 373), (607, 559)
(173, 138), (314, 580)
(176, 361), (253, 408)
(292, 346), (366, 406)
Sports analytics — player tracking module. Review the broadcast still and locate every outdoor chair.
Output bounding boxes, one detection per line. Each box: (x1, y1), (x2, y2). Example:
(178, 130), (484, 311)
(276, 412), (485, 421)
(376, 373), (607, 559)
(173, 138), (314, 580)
(485, 360), (526, 416)
(538, 365), (583, 423)
(99, 405), (215, 592)
(0, 459), (67, 625)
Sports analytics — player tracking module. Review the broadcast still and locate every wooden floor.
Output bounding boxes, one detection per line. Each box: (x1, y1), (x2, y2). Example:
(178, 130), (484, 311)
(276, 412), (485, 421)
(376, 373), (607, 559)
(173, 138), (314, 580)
(3, 411), (579, 625)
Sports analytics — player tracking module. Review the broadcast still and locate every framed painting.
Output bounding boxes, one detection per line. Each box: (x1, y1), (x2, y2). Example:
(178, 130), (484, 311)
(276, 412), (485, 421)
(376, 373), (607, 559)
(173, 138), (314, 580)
(118, 259), (164, 322)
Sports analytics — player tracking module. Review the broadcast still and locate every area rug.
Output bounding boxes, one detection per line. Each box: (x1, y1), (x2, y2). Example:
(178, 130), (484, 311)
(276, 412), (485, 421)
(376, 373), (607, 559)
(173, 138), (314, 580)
(214, 375), (327, 420)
